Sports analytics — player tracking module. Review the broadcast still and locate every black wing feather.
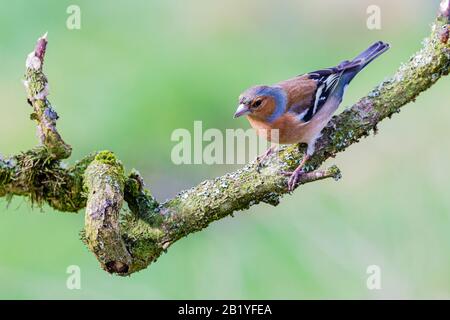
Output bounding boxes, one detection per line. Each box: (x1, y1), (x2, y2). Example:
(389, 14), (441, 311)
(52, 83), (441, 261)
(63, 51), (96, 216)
(301, 69), (343, 122)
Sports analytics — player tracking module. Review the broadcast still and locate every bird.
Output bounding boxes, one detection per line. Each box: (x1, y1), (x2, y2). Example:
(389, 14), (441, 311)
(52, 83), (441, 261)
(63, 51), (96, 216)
(234, 41), (390, 191)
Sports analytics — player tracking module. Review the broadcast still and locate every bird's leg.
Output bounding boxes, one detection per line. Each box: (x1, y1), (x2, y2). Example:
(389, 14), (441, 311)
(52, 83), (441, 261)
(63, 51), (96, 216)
(281, 141), (316, 191)
(256, 145), (276, 168)
(282, 154), (310, 192)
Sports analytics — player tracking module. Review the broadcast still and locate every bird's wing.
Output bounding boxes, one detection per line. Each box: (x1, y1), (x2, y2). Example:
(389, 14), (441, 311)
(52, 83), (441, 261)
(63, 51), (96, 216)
(282, 59), (364, 122)
(299, 68), (344, 122)
(281, 41), (390, 123)
(279, 68), (345, 123)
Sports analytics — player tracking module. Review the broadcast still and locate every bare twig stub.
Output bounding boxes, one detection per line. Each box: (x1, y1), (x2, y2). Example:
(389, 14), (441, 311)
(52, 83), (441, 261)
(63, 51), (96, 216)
(0, 1), (449, 275)
(23, 33), (72, 159)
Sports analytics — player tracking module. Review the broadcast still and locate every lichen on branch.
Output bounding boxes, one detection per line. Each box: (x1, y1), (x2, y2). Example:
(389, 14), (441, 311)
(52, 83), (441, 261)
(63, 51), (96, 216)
(23, 33), (71, 160)
(83, 151), (132, 274)
(0, 1), (449, 276)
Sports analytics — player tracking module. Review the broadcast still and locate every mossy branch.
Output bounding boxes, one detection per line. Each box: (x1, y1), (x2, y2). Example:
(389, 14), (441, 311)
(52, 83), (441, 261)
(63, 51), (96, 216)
(23, 33), (72, 159)
(1, 1), (449, 276)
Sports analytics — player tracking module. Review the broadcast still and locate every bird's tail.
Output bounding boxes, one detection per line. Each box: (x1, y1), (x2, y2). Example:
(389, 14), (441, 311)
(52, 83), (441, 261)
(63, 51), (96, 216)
(349, 41), (390, 71)
(330, 41), (389, 99)
(337, 41), (390, 81)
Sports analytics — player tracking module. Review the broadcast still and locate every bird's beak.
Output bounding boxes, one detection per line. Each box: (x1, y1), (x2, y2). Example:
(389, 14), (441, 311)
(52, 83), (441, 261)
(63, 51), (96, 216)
(234, 104), (250, 118)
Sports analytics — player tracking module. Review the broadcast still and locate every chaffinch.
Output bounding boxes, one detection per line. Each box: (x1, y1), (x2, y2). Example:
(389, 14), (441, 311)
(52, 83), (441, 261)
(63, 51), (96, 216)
(234, 41), (390, 191)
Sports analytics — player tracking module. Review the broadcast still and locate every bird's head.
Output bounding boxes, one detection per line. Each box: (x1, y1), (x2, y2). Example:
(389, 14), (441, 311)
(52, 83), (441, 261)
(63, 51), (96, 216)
(234, 85), (287, 122)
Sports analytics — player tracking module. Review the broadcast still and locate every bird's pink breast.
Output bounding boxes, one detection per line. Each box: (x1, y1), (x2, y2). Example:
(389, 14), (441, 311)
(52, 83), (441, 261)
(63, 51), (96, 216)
(247, 113), (308, 145)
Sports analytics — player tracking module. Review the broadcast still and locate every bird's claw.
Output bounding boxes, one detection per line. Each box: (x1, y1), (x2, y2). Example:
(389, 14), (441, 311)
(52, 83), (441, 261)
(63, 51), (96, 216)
(281, 170), (305, 192)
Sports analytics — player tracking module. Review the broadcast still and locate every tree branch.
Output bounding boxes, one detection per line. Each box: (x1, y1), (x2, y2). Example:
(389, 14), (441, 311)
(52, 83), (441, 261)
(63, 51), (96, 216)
(1, 1), (449, 276)
(23, 33), (72, 160)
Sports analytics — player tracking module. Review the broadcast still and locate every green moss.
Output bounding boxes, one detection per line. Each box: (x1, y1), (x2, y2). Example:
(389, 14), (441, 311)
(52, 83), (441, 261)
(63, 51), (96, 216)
(124, 172), (161, 226)
(93, 150), (125, 176)
(84, 155), (125, 194)
(25, 69), (46, 98)
(0, 160), (13, 197)
(25, 67), (72, 160)
(0, 162), (12, 185)
(125, 238), (163, 274)
(328, 165), (342, 181)
(1, 147), (88, 212)
(95, 150), (117, 165)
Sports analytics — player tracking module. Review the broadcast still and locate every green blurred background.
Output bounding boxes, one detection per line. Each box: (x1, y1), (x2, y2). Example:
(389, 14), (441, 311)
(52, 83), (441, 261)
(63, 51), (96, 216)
(0, 0), (449, 299)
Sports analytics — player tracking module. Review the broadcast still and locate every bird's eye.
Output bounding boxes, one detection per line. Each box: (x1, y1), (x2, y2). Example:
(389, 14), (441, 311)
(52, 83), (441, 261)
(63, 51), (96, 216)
(253, 99), (263, 108)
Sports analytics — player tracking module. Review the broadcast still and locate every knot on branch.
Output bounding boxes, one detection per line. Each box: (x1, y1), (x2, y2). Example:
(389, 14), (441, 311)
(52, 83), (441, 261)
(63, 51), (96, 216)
(83, 151), (165, 275)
